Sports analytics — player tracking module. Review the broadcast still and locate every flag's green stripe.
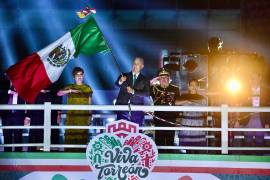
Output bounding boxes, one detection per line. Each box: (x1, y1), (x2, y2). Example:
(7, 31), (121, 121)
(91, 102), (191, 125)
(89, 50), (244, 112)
(70, 16), (109, 57)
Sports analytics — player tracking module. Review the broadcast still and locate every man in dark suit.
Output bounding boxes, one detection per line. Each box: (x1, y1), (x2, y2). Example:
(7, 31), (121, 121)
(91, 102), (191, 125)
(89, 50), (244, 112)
(2, 85), (26, 152)
(0, 72), (9, 105)
(28, 85), (60, 152)
(115, 57), (150, 126)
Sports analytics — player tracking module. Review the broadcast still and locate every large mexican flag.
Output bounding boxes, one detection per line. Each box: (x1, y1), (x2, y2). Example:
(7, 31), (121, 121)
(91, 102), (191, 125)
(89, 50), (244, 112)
(6, 16), (109, 103)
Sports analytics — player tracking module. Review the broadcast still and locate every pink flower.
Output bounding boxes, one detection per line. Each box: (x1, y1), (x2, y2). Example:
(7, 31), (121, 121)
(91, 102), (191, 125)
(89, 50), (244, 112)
(142, 142), (152, 152)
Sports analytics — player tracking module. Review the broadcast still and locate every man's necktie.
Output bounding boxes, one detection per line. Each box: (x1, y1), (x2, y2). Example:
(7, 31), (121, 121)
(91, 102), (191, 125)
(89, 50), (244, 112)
(132, 74), (136, 86)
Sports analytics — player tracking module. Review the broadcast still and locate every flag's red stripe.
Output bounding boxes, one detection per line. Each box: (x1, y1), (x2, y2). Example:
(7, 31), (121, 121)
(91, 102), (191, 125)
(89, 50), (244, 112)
(0, 165), (269, 175)
(6, 53), (52, 103)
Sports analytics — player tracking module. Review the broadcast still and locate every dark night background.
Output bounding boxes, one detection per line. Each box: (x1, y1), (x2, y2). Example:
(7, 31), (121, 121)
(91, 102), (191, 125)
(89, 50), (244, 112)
(0, 0), (270, 104)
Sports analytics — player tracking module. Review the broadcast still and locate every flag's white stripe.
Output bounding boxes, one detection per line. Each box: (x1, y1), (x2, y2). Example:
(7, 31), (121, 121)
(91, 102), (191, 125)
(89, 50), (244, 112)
(37, 32), (76, 82)
(0, 159), (270, 169)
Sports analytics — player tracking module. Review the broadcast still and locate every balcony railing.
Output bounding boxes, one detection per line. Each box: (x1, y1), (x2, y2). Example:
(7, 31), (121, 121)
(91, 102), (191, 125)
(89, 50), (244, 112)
(0, 103), (270, 154)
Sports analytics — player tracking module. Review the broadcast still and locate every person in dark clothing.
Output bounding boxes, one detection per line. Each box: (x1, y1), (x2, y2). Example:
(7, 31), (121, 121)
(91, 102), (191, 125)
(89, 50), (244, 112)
(177, 79), (207, 154)
(2, 85), (26, 152)
(150, 68), (180, 153)
(115, 57), (150, 126)
(28, 86), (60, 152)
(0, 73), (9, 105)
(0, 73), (9, 121)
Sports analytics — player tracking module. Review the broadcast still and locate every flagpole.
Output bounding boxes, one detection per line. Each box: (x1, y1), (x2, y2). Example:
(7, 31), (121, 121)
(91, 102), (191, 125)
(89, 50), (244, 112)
(92, 15), (123, 75)
(107, 46), (123, 75)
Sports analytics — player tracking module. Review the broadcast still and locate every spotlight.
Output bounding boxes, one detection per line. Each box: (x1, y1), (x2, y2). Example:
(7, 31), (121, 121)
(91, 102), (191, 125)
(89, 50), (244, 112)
(183, 59), (198, 72)
(227, 79), (240, 94)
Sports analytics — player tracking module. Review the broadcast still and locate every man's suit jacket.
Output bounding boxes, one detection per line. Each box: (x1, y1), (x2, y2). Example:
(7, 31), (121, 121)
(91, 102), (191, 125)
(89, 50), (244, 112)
(115, 72), (150, 105)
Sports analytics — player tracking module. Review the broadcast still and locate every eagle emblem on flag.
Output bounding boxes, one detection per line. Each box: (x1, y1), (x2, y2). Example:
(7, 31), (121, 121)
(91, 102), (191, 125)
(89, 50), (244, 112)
(47, 44), (71, 67)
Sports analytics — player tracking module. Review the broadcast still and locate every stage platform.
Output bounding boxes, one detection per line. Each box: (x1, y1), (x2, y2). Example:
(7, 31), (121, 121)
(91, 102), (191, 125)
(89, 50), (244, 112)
(0, 153), (269, 180)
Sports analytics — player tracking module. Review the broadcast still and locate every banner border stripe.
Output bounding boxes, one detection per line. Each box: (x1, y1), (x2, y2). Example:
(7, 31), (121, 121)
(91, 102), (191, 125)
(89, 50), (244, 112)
(0, 153), (270, 163)
(0, 165), (269, 176)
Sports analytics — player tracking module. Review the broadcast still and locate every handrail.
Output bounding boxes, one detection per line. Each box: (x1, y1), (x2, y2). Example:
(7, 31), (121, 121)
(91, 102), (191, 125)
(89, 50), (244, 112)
(0, 102), (269, 154)
(0, 104), (221, 111)
(1, 104), (270, 112)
